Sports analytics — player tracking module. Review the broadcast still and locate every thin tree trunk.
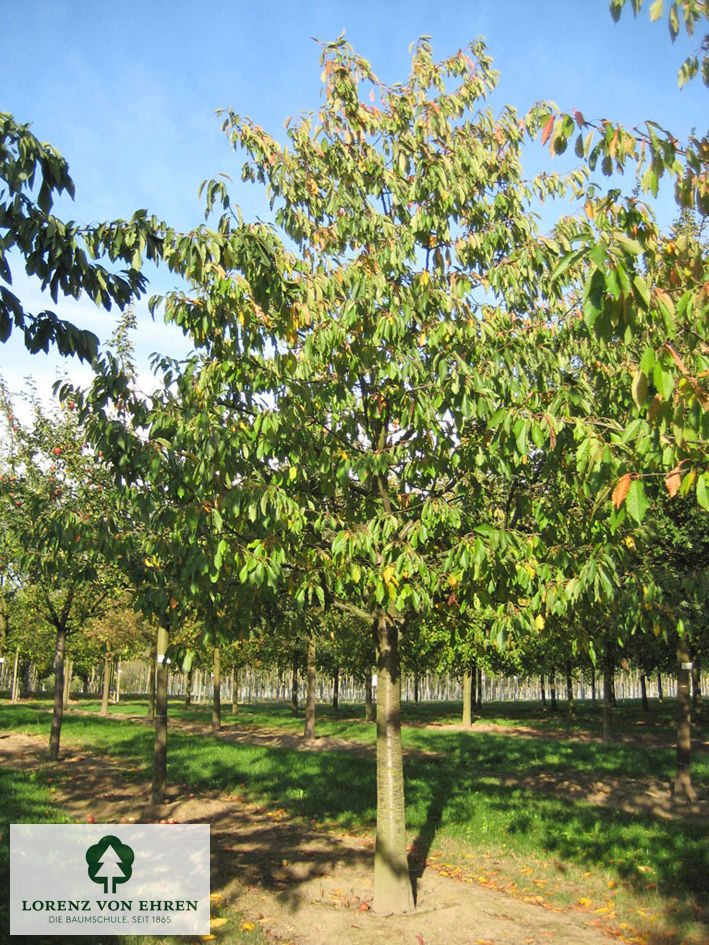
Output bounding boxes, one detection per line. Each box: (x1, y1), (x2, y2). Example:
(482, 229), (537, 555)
(640, 673), (649, 712)
(471, 660), (477, 710)
(549, 671), (557, 711)
(374, 612), (412, 914)
(291, 654), (299, 717)
(21, 660), (33, 699)
(100, 647), (111, 717)
(365, 671), (375, 722)
(476, 666), (483, 710)
(231, 668), (238, 713)
(11, 644), (20, 703)
(62, 656), (72, 709)
(413, 674), (420, 703)
(332, 666), (339, 712)
(48, 625), (67, 761)
(673, 636), (695, 801)
(147, 640), (157, 720)
(602, 659), (613, 742)
(184, 666), (193, 706)
(212, 647), (221, 731)
(565, 661), (574, 715)
(462, 671), (472, 726)
(114, 658), (121, 704)
(151, 622), (169, 806)
(303, 633), (316, 741)
(691, 656), (702, 714)
(590, 664), (596, 702)
(657, 672), (664, 702)
(540, 673), (546, 710)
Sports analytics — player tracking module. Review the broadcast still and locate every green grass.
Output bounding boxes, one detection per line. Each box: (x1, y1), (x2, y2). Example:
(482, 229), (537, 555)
(2, 697), (708, 943)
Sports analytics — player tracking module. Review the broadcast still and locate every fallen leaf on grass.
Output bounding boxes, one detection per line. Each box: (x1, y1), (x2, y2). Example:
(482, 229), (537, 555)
(240, 921), (255, 931)
(210, 918), (228, 929)
(577, 896), (592, 908)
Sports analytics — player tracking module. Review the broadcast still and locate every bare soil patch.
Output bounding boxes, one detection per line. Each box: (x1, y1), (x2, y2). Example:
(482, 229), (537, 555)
(2, 729), (633, 945)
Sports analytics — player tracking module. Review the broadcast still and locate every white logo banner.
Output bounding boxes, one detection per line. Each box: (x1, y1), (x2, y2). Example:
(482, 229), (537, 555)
(11, 824), (210, 935)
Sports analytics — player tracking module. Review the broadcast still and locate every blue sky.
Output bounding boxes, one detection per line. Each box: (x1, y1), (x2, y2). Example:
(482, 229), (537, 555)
(1, 0), (706, 407)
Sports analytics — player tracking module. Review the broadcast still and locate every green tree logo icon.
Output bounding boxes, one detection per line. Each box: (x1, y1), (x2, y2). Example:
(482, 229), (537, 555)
(86, 835), (134, 894)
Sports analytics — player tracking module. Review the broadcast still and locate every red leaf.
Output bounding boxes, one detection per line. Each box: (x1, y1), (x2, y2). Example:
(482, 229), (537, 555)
(573, 109), (585, 128)
(541, 115), (555, 146)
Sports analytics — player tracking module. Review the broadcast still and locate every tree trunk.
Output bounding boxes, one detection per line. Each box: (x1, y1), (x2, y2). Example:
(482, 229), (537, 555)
(657, 672), (664, 702)
(602, 659), (613, 742)
(48, 625), (67, 761)
(100, 647), (111, 717)
(365, 671), (375, 721)
(590, 664), (596, 702)
(691, 656), (702, 714)
(413, 674), (420, 704)
(303, 633), (316, 741)
(184, 666), (193, 706)
(151, 622), (169, 806)
(11, 644), (20, 703)
(565, 661), (574, 715)
(212, 647), (221, 731)
(640, 673), (649, 712)
(291, 654), (299, 716)
(673, 636), (695, 801)
(461, 671), (472, 726)
(62, 656), (72, 709)
(21, 659), (33, 698)
(374, 612), (412, 914)
(114, 658), (121, 704)
(549, 671), (557, 711)
(476, 666), (483, 710)
(147, 641), (156, 719)
(540, 674), (546, 710)
(231, 668), (238, 713)
(332, 666), (339, 712)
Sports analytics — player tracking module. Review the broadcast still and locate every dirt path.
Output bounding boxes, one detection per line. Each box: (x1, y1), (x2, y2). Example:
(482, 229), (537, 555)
(1, 730), (625, 945)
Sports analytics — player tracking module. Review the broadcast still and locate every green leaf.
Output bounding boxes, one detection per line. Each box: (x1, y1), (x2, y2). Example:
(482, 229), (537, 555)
(625, 478), (650, 524)
(631, 369), (648, 408)
(649, 0), (663, 21)
(697, 472), (709, 511)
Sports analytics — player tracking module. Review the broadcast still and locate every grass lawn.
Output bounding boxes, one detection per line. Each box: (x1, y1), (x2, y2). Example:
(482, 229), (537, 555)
(1, 696), (707, 944)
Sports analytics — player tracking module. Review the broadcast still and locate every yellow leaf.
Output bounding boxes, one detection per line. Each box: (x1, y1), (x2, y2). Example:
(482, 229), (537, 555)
(578, 896), (592, 908)
(535, 614), (545, 631)
(210, 917), (229, 929)
(240, 920), (255, 931)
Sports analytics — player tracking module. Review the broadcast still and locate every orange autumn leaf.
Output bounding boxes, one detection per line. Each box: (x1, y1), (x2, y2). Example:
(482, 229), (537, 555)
(665, 468), (682, 498)
(541, 114), (555, 146)
(612, 473), (633, 509)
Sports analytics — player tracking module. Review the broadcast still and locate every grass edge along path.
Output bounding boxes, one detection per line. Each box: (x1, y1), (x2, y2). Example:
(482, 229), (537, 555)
(1, 700), (707, 945)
